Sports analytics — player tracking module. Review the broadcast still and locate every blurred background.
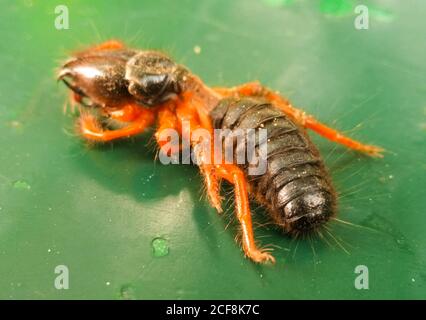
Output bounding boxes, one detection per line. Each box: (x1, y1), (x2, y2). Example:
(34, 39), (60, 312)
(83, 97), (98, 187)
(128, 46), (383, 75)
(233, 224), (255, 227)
(0, 0), (425, 299)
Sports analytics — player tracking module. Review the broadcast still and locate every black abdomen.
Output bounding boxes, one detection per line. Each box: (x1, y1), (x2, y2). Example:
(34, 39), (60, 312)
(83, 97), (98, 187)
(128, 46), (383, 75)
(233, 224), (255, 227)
(210, 97), (336, 236)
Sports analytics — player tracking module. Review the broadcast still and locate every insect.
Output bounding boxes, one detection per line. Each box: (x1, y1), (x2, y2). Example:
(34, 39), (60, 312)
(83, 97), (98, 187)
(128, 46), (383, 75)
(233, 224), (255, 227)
(58, 40), (384, 263)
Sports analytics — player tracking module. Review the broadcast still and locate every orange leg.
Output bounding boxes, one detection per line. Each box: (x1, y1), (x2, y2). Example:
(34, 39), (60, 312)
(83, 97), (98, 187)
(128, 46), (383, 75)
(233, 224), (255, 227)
(78, 105), (155, 142)
(214, 82), (384, 157)
(155, 104), (182, 157)
(161, 93), (273, 263)
(216, 163), (275, 264)
(175, 97), (274, 262)
(175, 95), (223, 213)
(198, 152), (223, 213)
(107, 104), (149, 122)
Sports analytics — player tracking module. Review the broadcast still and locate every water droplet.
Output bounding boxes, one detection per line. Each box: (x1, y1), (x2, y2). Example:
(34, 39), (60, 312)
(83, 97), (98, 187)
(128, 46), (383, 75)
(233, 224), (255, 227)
(119, 284), (136, 300)
(13, 180), (31, 190)
(152, 237), (169, 257)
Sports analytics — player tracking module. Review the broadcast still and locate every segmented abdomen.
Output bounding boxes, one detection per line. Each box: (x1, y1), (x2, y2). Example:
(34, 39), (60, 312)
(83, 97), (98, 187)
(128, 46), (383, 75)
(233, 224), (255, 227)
(210, 97), (336, 235)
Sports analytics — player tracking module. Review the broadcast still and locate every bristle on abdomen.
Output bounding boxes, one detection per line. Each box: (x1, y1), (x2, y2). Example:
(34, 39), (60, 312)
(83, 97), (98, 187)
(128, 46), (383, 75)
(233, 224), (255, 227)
(210, 97), (337, 236)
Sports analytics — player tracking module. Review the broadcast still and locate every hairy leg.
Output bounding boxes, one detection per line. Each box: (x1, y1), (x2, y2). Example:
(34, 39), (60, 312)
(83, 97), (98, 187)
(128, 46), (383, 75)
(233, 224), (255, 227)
(175, 96), (223, 212)
(216, 163), (276, 264)
(155, 104), (182, 157)
(214, 82), (384, 157)
(78, 104), (155, 142)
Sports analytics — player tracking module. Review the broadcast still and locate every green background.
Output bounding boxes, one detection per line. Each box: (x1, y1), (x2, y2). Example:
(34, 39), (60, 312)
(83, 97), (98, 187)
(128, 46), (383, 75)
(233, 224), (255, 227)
(0, 0), (425, 299)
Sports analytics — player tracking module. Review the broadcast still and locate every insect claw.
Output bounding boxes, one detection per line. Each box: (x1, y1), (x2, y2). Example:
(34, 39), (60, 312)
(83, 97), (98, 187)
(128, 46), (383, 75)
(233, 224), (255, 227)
(246, 248), (276, 264)
(366, 145), (385, 158)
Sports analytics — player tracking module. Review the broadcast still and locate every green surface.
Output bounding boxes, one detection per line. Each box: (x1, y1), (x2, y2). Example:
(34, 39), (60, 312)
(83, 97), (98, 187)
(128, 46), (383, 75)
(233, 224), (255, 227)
(0, 0), (425, 299)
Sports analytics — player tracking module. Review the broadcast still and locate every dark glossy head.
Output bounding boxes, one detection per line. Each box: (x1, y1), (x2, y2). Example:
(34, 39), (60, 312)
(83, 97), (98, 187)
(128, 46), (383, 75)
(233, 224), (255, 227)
(58, 45), (187, 108)
(58, 49), (136, 107)
(283, 190), (335, 235)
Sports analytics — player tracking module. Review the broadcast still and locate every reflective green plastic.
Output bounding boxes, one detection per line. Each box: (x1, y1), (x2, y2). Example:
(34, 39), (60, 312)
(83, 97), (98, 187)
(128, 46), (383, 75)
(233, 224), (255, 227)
(0, 0), (425, 299)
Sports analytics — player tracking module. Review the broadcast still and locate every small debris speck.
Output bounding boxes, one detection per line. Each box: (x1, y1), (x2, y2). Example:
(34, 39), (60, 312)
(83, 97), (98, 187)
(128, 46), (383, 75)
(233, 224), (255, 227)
(9, 120), (21, 128)
(193, 45), (202, 54)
